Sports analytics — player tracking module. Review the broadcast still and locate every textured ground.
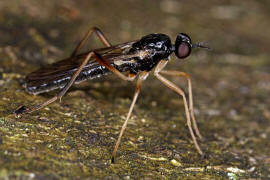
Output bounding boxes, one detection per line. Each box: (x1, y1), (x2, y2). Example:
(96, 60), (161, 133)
(0, 0), (270, 179)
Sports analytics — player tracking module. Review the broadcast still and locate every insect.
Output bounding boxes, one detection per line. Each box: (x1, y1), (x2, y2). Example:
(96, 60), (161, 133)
(15, 27), (209, 162)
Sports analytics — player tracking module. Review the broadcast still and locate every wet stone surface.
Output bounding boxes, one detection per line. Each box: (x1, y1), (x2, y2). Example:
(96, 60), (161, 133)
(0, 0), (270, 179)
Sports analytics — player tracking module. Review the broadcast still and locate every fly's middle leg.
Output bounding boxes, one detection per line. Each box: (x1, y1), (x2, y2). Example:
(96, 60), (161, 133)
(111, 71), (149, 163)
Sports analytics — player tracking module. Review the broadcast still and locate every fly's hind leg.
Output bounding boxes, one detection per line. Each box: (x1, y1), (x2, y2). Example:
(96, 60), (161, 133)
(71, 27), (112, 57)
(160, 70), (202, 139)
(15, 51), (137, 116)
(15, 51), (96, 116)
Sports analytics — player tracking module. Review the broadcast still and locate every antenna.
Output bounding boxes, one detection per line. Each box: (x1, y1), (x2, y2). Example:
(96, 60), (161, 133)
(191, 42), (211, 50)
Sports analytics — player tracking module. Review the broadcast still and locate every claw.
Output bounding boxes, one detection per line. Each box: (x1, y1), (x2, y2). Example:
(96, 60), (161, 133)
(111, 156), (115, 164)
(14, 105), (27, 117)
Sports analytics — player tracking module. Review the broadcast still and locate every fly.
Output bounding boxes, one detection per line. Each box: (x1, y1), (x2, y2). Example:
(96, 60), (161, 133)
(14, 27), (209, 163)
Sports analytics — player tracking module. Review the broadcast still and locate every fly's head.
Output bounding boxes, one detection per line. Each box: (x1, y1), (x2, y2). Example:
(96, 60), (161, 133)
(174, 33), (210, 59)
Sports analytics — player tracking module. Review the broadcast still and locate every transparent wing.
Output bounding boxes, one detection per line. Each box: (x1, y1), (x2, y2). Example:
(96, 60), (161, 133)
(25, 41), (136, 94)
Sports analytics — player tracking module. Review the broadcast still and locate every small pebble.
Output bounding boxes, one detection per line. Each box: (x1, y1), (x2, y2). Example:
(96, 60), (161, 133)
(170, 159), (182, 167)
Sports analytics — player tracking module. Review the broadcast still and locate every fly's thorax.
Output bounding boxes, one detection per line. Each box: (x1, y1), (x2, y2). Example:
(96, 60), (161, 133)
(129, 33), (173, 71)
(132, 33), (172, 58)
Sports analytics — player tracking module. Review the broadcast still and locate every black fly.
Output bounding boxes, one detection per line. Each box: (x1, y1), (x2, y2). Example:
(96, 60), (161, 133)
(15, 27), (209, 162)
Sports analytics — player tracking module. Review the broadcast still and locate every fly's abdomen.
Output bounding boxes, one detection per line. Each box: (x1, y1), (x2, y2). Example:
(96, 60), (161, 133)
(25, 65), (111, 95)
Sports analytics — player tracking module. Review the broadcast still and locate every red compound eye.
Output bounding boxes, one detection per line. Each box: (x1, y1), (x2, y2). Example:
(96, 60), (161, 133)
(174, 33), (192, 59)
(176, 42), (191, 59)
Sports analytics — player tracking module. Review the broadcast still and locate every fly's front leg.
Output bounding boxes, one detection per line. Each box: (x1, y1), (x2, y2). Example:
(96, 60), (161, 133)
(71, 27), (112, 57)
(112, 71), (149, 163)
(154, 60), (203, 155)
(160, 70), (202, 139)
(15, 51), (96, 116)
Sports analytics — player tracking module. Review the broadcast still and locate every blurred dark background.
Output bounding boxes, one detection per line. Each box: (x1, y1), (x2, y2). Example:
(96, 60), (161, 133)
(1, 1), (270, 60)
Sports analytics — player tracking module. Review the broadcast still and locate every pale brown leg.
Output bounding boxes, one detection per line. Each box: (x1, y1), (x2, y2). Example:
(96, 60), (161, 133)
(160, 70), (202, 139)
(111, 71), (149, 163)
(71, 27), (111, 57)
(154, 60), (203, 155)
